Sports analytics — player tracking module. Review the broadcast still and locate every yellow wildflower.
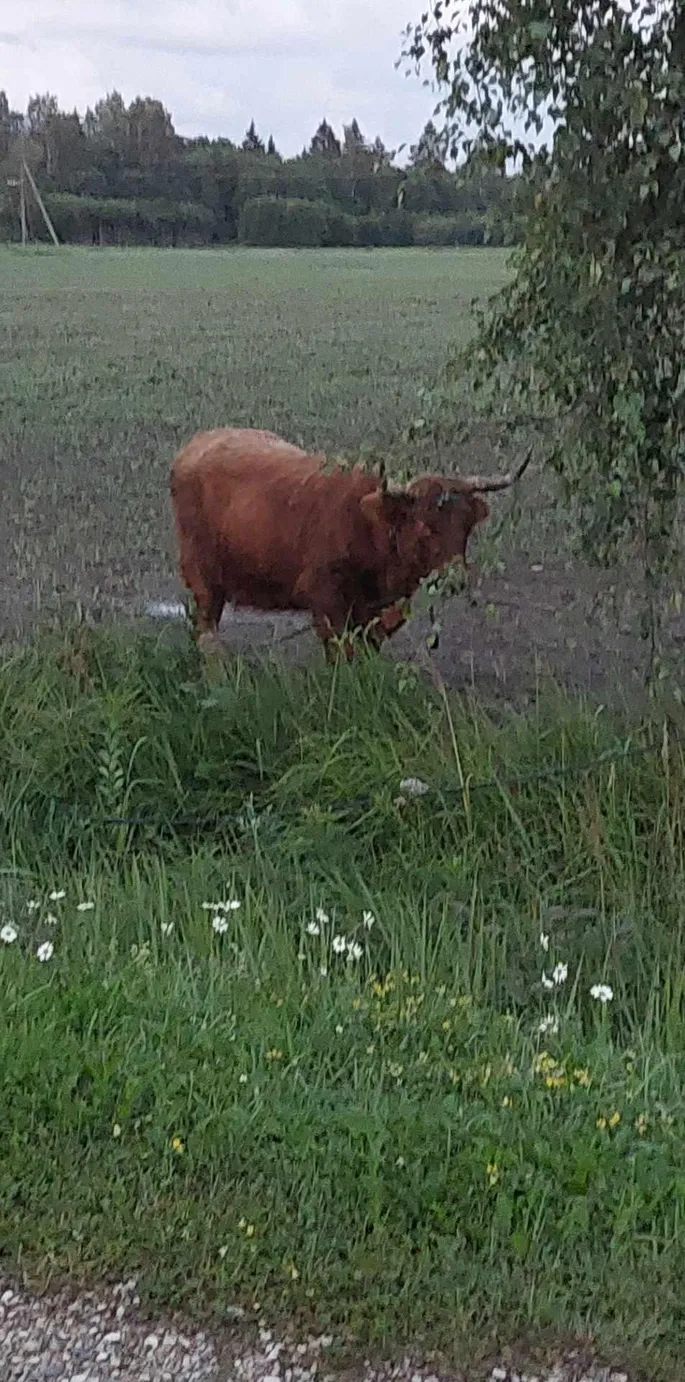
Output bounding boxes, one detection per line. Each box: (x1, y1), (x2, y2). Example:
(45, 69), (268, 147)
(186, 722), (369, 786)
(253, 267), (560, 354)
(635, 1113), (649, 1136)
(486, 1162), (500, 1187)
(171, 1136), (184, 1154)
(573, 1067), (591, 1088)
(597, 1110), (621, 1131)
(534, 1050), (558, 1075)
(265, 1048), (283, 1062)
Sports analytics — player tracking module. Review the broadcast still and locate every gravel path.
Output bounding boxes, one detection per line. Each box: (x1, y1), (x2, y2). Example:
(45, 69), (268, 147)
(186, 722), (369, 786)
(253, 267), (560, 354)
(1, 1278), (635, 1382)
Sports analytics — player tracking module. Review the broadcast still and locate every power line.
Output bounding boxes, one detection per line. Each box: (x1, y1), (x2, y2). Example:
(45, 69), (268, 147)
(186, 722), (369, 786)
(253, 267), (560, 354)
(23, 731), (670, 836)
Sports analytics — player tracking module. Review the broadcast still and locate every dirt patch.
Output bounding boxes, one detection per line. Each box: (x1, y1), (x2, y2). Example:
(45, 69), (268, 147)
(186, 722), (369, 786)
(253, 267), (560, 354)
(1, 554), (679, 710)
(121, 555), (683, 713)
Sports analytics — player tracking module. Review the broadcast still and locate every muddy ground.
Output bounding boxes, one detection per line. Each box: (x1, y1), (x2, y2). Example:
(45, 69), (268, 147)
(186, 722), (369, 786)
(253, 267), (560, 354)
(145, 551), (685, 712)
(4, 548), (685, 712)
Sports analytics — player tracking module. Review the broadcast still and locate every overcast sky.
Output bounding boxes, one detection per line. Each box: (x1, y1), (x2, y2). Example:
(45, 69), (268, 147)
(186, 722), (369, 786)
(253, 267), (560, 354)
(1, 1), (439, 156)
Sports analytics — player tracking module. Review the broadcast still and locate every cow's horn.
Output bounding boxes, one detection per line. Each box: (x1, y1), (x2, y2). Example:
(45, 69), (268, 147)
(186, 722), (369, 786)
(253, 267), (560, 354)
(459, 444), (533, 493)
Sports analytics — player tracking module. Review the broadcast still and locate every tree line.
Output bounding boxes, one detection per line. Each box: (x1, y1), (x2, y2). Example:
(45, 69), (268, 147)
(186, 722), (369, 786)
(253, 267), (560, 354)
(0, 91), (523, 249)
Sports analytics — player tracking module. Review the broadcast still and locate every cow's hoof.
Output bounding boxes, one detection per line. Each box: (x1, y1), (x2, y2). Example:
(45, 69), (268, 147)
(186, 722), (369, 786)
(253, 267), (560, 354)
(197, 630), (223, 657)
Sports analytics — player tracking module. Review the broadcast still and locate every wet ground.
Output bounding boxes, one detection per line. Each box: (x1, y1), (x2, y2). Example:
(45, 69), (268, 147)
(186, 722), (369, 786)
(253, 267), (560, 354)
(132, 554), (684, 713)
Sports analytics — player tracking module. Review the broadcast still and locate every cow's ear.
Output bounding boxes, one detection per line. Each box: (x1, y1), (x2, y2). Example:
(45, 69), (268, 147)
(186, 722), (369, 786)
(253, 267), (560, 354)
(359, 489), (385, 525)
(361, 487), (415, 526)
(473, 496), (490, 525)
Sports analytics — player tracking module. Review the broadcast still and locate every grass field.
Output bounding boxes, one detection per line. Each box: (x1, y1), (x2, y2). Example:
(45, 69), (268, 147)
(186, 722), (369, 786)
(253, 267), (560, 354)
(0, 245), (510, 640)
(2, 245), (685, 1378)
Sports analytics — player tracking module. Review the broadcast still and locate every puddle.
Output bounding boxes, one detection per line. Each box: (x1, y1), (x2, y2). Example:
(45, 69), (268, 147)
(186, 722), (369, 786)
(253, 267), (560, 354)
(144, 600), (187, 620)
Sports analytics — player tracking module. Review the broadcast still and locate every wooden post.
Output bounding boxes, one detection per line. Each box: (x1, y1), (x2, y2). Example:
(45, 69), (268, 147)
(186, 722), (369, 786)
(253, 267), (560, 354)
(19, 161), (27, 246)
(22, 159), (59, 247)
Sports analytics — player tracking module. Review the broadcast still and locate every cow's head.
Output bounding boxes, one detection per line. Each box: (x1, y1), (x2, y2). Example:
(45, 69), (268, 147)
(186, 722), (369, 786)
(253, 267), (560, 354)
(407, 448), (533, 575)
(406, 476), (490, 573)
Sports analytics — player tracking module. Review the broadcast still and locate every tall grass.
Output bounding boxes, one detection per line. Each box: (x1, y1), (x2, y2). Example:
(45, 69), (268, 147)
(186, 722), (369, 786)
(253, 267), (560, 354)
(1, 626), (684, 1375)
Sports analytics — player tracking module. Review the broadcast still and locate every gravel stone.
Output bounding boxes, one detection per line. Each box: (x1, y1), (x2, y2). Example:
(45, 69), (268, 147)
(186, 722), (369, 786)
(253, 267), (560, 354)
(0, 1278), (640, 1382)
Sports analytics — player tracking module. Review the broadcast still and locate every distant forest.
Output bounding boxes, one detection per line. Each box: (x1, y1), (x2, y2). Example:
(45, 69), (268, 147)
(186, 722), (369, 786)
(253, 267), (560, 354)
(0, 91), (523, 249)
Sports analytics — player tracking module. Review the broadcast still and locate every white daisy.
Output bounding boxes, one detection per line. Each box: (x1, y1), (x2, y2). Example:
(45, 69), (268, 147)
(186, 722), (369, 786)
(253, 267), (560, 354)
(362, 911), (375, 930)
(36, 941), (54, 962)
(332, 934), (347, 954)
(306, 921), (321, 936)
(0, 924), (17, 944)
(212, 915), (229, 935)
(399, 776), (430, 797)
(552, 962), (568, 986)
(590, 983), (613, 1004)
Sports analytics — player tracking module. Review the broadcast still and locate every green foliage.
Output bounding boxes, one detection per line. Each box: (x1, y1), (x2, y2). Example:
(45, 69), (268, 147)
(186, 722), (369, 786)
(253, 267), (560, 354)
(238, 196), (355, 248)
(403, 2), (685, 638)
(1, 629), (685, 1373)
(36, 192), (214, 246)
(353, 210), (415, 247)
(413, 211), (484, 246)
(0, 86), (521, 248)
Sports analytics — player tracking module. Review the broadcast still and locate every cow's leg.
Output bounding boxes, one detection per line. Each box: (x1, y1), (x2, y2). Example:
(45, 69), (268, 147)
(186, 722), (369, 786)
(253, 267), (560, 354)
(366, 604), (408, 649)
(180, 558), (225, 644)
(293, 567), (347, 661)
(378, 604), (408, 640)
(312, 611), (348, 662)
(311, 606), (359, 663)
(190, 582), (224, 642)
(350, 602), (408, 652)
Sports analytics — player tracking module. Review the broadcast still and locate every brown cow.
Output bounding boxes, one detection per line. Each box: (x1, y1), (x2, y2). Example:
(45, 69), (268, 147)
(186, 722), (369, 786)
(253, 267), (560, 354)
(170, 428), (436, 654)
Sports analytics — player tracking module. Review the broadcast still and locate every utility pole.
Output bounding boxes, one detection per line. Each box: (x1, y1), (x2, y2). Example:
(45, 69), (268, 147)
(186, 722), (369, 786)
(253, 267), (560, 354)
(19, 161), (27, 245)
(22, 160), (59, 247)
(7, 148), (60, 247)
